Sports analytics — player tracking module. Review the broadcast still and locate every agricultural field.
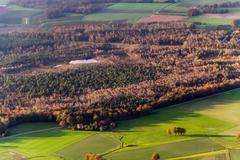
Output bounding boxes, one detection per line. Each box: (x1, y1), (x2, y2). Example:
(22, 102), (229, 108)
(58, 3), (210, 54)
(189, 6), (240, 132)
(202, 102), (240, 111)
(2, 1), (240, 160)
(189, 17), (233, 25)
(80, 2), (188, 23)
(0, 2), (42, 25)
(82, 12), (151, 23)
(1, 88), (240, 160)
(42, 14), (84, 26)
(0, 0), (8, 5)
(1, 0), (240, 26)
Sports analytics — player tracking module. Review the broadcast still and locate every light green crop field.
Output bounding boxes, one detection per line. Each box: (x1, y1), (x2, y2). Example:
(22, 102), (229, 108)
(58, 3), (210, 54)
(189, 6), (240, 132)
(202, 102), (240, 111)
(189, 17), (233, 25)
(81, 2), (188, 23)
(106, 2), (188, 15)
(108, 3), (172, 11)
(2, 88), (240, 160)
(82, 12), (151, 23)
(0, 0), (9, 5)
(0, 4), (42, 25)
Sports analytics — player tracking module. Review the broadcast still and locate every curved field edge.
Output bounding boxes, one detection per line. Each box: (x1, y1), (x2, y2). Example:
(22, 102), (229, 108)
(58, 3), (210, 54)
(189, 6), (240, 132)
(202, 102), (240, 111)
(2, 89), (240, 159)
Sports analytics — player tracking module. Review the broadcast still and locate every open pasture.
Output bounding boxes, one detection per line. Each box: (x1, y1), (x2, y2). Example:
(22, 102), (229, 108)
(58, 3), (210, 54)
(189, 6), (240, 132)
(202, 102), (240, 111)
(189, 17), (233, 25)
(82, 12), (151, 23)
(57, 134), (119, 160)
(0, 4), (42, 24)
(107, 3), (171, 11)
(0, 0), (9, 5)
(2, 88), (240, 159)
(106, 138), (225, 160)
(81, 2), (188, 23)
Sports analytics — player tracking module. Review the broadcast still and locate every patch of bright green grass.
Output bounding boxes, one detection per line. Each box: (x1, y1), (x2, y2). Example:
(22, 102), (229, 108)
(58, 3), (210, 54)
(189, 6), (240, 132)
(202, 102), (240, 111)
(108, 3), (172, 11)
(107, 3), (188, 15)
(113, 106), (234, 147)
(189, 17), (233, 25)
(82, 12), (150, 23)
(0, 0), (9, 5)
(0, 124), (91, 159)
(183, 88), (240, 124)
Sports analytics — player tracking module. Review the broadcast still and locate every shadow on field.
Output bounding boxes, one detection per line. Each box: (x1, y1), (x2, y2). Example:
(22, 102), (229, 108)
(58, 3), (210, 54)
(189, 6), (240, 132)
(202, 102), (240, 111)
(0, 145), (19, 148)
(0, 129), (68, 145)
(114, 88), (240, 132)
(181, 88), (240, 112)
(20, 129), (68, 138)
(114, 109), (201, 132)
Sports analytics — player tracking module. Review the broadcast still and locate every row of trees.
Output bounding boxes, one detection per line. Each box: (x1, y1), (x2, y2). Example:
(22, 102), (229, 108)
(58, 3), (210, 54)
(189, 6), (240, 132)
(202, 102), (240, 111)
(188, 1), (240, 17)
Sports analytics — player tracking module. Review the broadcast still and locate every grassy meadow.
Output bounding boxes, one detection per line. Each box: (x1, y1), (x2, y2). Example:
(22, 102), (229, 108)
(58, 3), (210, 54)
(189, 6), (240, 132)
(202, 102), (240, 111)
(82, 12), (151, 23)
(189, 17), (233, 25)
(1, 88), (240, 159)
(0, 3), (42, 25)
(0, 0), (9, 5)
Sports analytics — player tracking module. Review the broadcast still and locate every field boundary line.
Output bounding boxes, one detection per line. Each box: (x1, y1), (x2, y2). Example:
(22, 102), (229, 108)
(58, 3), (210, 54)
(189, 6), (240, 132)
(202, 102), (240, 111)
(0, 127), (60, 140)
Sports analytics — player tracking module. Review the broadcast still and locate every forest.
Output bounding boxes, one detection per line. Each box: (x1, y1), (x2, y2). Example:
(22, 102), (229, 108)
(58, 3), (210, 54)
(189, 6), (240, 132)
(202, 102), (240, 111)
(1, 21), (240, 135)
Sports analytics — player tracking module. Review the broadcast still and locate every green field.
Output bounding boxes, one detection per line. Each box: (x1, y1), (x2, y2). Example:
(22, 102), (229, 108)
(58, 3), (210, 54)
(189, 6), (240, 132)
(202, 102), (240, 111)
(1, 88), (240, 160)
(189, 17), (233, 25)
(82, 12), (151, 23)
(43, 14), (84, 26)
(0, 4), (42, 25)
(0, 1), (238, 25)
(106, 138), (225, 160)
(57, 134), (119, 160)
(108, 3), (172, 11)
(81, 2), (188, 23)
(0, 0), (9, 5)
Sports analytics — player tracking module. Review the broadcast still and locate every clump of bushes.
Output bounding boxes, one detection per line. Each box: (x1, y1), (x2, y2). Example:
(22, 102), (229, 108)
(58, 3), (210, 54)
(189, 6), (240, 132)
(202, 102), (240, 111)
(167, 127), (187, 136)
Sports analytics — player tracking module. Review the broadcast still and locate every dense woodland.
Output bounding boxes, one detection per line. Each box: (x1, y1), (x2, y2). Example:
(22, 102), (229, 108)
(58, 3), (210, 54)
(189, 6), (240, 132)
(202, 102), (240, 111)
(1, 22), (240, 135)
